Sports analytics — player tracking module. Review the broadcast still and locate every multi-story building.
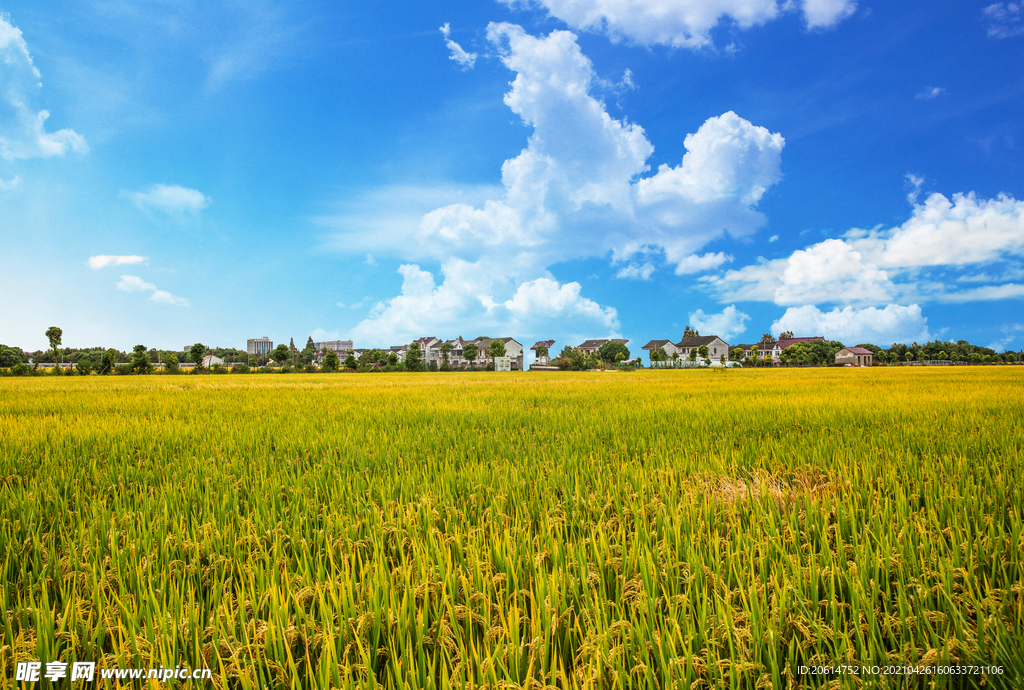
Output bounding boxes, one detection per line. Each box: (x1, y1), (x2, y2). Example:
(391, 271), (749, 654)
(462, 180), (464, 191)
(247, 337), (273, 356)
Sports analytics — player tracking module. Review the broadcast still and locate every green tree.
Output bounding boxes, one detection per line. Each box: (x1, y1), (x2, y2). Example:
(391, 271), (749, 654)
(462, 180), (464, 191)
(487, 338), (506, 366)
(462, 343), (479, 371)
(688, 349), (698, 363)
(0, 345), (23, 368)
(553, 346), (590, 371)
(299, 347), (315, 365)
(323, 349), (340, 371)
(682, 326), (699, 338)
(534, 345), (548, 359)
(406, 342), (424, 371)
(45, 326), (63, 364)
(597, 340), (630, 364)
(75, 359), (93, 376)
(344, 354), (358, 369)
(131, 344), (153, 374)
(698, 344), (710, 366)
(164, 352), (180, 374)
(306, 335), (315, 351)
(271, 344), (291, 365)
(649, 347), (666, 364)
(440, 342), (453, 368)
(190, 343), (207, 371)
(779, 330), (794, 340)
(100, 349), (117, 375)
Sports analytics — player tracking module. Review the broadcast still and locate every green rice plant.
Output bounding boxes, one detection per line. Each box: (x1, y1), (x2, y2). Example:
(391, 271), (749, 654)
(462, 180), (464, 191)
(0, 369), (1021, 688)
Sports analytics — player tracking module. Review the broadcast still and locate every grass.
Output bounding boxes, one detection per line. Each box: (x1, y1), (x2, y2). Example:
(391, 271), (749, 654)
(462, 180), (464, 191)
(1, 368), (1022, 688)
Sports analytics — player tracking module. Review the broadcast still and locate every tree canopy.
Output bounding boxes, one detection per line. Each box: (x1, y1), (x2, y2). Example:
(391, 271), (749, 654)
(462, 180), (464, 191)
(598, 340), (630, 363)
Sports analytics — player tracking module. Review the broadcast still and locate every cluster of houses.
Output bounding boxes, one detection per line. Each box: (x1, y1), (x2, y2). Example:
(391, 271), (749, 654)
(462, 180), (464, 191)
(641, 335), (874, 367)
(247, 333), (877, 369)
(312, 337), (527, 370)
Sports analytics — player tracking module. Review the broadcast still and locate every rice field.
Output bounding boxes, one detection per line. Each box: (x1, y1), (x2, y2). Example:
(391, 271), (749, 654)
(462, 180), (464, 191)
(1, 368), (1022, 689)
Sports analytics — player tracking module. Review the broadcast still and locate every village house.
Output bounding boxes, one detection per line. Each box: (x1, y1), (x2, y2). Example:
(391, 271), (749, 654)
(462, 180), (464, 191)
(675, 335), (730, 362)
(641, 339), (681, 360)
(531, 340), (555, 366)
(577, 339), (628, 355)
(835, 346), (873, 366)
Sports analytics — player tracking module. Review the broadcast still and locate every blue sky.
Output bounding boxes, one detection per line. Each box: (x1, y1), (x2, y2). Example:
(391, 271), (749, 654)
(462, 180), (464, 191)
(2, 0), (1023, 356)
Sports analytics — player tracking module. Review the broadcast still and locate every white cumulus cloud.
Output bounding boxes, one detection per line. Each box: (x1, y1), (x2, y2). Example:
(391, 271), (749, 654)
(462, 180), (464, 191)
(338, 25), (783, 342)
(0, 16), (88, 161)
(115, 274), (189, 307)
(88, 255), (147, 269)
(771, 304), (930, 345)
(800, 0), (857, 29)
(688, 304), (750, 340)
(774, 239), (894, 306)
(500, 0), (855, 48)
(125, 184), (211, 218)
(505, 277), (618, 327)
(704, 191), (1024, 307)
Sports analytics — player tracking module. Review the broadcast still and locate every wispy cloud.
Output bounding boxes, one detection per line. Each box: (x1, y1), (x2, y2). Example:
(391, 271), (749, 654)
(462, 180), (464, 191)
(88, 255), (147, 269)
(116, 275), (189, 306)
(983, 3), (1024, 38)
(615, 262), (656, 280)
(915, 86), (946, 100)
(0, 16), (87, 161)
(124, 184), (210, 219)
(440, 23), (477, 69)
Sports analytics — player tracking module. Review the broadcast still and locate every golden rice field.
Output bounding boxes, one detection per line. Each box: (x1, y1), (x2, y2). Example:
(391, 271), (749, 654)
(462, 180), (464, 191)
(1, 369), (1022, 689)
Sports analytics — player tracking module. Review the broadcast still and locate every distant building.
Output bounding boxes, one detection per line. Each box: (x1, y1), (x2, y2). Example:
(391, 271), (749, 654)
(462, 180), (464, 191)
(247, 337), (273, 356)
(531, 340), (555, 366)
(316, 340), (353, 354)
(577, 339), (628, 355)
(836, 347), (873, 367)
(675, 335), (730, 361)
(642, 339), (681, 360)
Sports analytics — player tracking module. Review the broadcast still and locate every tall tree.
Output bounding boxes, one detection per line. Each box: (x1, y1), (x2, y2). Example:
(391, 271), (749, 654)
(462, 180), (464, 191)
(131, 345), (152, 374)
(487, 338), (506, 365)
(406, 342), (424, 371)
(306, 336), (315, 351)
(760, 333), (776, 345)
(323, 350), (340, 371)
(598, 340), (629, 364)
(45, 326), (63, 364)
(100, 349), (118, 375)
(189, 343), (207, 370)
(779, 330), (794, 340)
(683, 326), (698, 338)
(462, 342), (479, 371)
(271, 344), (291, 365)
(440, 342), (453, 370)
